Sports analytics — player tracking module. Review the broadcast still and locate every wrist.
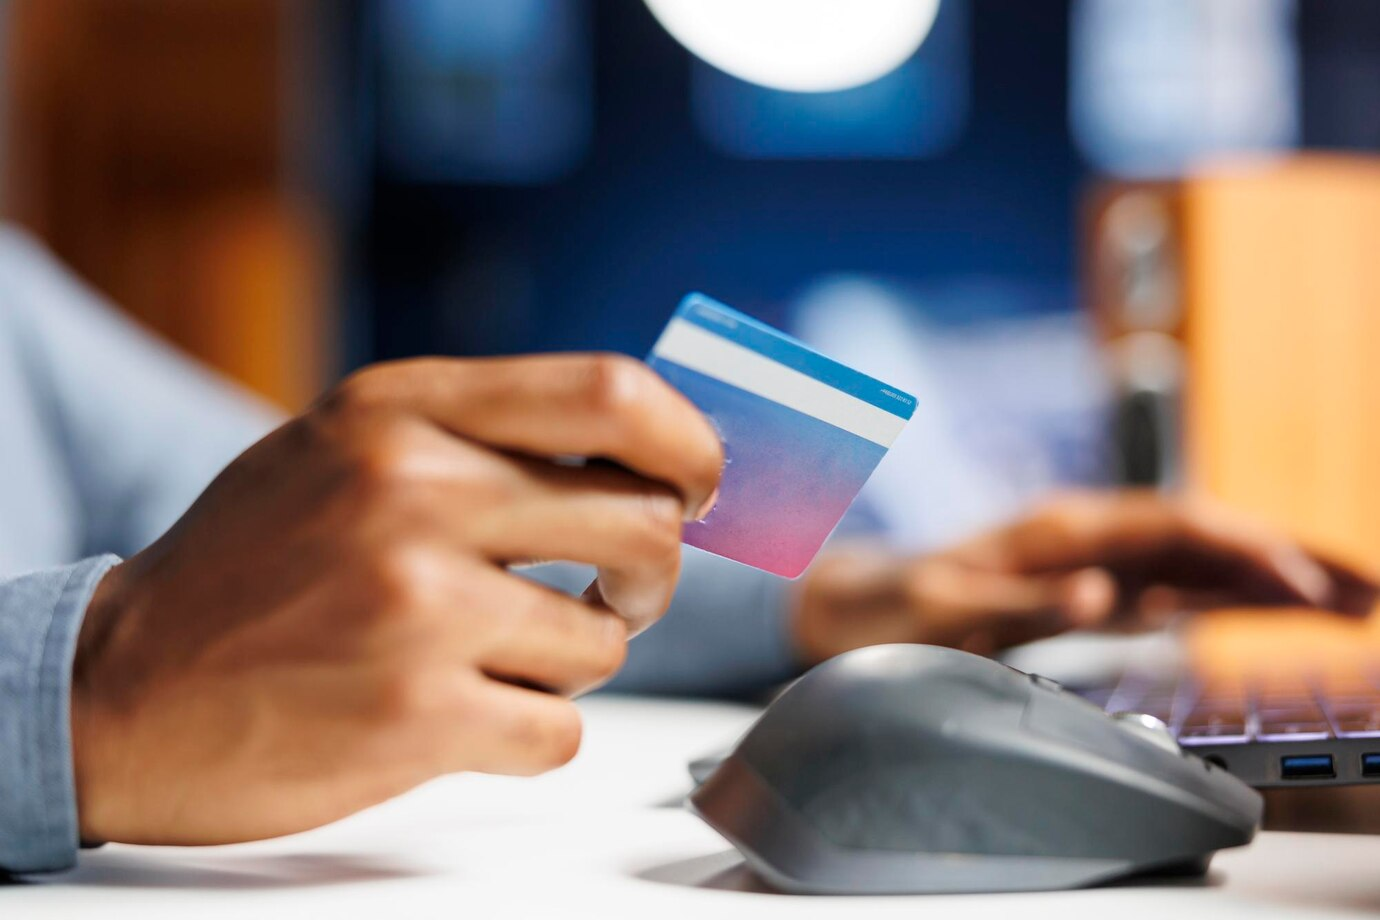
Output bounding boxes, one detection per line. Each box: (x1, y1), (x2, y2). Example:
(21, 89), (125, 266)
(70, 562), (136, 845)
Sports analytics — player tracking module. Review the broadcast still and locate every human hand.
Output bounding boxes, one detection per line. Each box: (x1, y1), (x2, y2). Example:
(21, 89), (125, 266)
(793, 491), (1378, 663)
(72, 354), (722, 846)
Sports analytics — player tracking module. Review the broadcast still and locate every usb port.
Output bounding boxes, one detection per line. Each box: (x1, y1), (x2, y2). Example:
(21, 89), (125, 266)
(1281, 755), (1335, 779)
(1362, 754), (1380, 777)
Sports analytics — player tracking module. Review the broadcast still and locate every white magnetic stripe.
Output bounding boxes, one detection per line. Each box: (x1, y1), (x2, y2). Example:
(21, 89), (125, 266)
(651, 318), (906, 447)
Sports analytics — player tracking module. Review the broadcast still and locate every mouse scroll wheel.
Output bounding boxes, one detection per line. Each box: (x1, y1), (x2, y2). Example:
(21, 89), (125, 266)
(1111, 711), (1182, 754)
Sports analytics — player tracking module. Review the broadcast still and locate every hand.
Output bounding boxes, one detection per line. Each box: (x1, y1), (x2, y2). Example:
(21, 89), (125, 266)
(72, 354), (722, 846)
(793, 491), (1379, 663)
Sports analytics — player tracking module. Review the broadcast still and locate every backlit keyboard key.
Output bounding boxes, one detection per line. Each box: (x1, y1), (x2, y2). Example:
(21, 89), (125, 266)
(1328, 699), (1380, 738)
(1256, 701), (1331, 741)
(1178, 698), (1250, 744)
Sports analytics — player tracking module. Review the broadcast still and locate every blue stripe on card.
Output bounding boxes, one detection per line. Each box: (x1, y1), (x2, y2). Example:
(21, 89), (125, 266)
(673, 293), (916, 420)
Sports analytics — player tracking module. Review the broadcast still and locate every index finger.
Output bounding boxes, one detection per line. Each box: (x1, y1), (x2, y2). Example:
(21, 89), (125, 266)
(334, 354), (724, 517)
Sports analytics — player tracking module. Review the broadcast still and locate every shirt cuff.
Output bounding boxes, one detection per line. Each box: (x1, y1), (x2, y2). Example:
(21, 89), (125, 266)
(0, 555), (120, 874)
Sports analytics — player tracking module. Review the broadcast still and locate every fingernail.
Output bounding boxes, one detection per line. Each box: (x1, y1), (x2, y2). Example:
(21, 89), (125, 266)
(1275, 548), (1330, 605)
(689, 486), (720, 522)
(1065, 567), (1116, 626)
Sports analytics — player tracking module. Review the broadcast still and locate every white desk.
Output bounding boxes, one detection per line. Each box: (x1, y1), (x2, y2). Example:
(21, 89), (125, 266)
(8, 695), (1380, 919)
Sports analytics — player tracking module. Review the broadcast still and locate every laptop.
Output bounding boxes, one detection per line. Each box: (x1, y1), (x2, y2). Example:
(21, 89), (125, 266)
(1075, 669), (1380, 788)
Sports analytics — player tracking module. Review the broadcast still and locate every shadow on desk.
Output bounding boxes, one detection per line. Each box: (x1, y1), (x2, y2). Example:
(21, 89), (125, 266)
(634, 850), (1223, 896)
(637, 849), (776, 893)
(4, 851), (430, 890)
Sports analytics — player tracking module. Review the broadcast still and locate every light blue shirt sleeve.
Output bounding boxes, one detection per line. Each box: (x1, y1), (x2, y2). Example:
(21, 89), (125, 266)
(0, 229), (281, 559)
(0, 556), (119, 874)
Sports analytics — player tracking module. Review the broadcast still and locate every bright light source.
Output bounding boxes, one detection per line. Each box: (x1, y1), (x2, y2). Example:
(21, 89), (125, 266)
(644, 0), (942, 93)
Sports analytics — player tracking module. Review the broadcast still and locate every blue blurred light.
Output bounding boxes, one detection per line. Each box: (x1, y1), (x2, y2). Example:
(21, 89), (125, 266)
(1069, 0), (1300, 177)
(376, 0), (592, 184)
(691, 0), (968, 159)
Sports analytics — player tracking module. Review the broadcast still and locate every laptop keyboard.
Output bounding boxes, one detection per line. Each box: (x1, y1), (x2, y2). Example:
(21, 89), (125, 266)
(1079, 672), (1380, 746)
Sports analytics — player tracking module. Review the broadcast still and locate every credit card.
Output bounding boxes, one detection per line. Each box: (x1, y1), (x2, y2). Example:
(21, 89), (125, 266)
(647, 293), (915, 578)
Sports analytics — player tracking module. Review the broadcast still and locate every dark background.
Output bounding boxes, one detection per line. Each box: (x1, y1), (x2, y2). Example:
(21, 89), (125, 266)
(342, 0), (1380, 368)
(351, 0), (1078, 365)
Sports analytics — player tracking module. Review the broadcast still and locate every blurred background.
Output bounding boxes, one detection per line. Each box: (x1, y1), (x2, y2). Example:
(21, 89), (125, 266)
(3, 0), (1380, 675)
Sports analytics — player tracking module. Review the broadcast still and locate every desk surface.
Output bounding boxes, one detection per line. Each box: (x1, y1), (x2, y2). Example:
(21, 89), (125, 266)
(7, 695), (1380, 919)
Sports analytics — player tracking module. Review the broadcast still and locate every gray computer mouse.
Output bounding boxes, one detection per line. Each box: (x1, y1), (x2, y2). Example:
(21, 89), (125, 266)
(689, 644), (1262, 895)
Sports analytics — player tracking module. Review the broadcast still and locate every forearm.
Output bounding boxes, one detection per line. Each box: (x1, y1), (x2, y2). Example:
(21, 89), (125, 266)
(0, 556), (118, 874)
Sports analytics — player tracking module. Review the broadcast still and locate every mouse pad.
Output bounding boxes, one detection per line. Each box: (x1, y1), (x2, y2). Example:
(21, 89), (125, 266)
(647, 293), (915, 578)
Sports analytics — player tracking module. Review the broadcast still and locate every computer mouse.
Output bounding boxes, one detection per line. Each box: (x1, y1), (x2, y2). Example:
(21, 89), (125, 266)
(688, 644), (1262, 895)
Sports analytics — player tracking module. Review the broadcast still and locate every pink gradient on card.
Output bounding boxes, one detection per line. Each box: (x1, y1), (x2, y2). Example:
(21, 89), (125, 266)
(652, 360), (888, 578)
